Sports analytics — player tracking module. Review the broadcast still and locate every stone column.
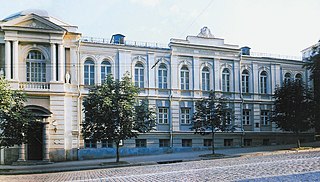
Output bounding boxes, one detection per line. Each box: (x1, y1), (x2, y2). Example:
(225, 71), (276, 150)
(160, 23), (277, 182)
(17, 143), (26, 161)
(43, 120), (50, 162)
(13, 40), (19, 80)
(51, 43), (56, 82)
(97, 61), (101, 85)
(214, 59), (220, 91)
(5, 40), (11, 79)
(58, 44), (65, 82)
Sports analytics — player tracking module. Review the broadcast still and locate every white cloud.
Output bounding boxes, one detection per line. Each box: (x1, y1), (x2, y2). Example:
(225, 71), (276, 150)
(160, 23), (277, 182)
(129, 0), (160, 7)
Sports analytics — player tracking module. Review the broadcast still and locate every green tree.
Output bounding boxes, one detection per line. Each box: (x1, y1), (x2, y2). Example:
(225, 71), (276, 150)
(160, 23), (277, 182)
(191, 91), (235, 154)
(0, 77), (33, 147)
(82, 74), (156, 162)
(303, 41), (320, 133)
(272, 80), (314, 148)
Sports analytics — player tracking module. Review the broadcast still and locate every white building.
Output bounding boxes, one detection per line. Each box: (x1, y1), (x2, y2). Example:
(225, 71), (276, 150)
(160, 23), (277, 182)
(0, 10), (314, 164)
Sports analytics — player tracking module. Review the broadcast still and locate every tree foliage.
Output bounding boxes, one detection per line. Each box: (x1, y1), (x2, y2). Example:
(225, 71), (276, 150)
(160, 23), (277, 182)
(0, 77), (33, 147)
(272, 80), (314, 147)
(82, 74), (156, 162)
(303, 42), (320, 133)
(191, 91), (235, 154)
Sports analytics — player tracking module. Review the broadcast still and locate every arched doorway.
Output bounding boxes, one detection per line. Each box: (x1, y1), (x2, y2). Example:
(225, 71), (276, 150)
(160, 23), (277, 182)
(25, 105), (52, 161)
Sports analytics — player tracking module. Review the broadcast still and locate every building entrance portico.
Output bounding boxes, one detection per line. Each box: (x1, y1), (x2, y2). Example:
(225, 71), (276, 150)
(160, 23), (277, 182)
(17, 105), (52, 162)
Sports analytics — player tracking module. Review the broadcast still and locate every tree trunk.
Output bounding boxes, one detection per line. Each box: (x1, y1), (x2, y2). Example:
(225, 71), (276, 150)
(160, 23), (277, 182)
(212, 130), (215, 154)
(296, 132), (301, 148)
(116, 141), (120, 162)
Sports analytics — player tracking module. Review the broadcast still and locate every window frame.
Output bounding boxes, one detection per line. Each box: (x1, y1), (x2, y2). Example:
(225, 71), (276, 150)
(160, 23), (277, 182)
(202, 67), (210, 91)
(135, 139), (147, 148)
(180, 66), (190, 90)
(84, 59), (95, 85)
(84, 139), (97, 148)
(182, 139), (192, 147)
(26, 50), (46, 82)
(101, 60), (111, 83)
(222, 68), (230, 92)
(158, 107), (169, 124)
(135, 63), (144, 88)
(243, 109), (250, 125)
(101, 139), (113, 148)
(260, 71), (267, 94)
(180, 107), (191, 124)
(241, 70), (249, 93)
(158, 63), (168, 89)
(284, 72), (291, 84)
(260, 110), (270, 125)
(159, 139), (170, 148)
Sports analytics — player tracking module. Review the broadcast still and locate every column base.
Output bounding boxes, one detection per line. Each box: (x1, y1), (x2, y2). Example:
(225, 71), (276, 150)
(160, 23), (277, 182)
(42, 159), (50, 162)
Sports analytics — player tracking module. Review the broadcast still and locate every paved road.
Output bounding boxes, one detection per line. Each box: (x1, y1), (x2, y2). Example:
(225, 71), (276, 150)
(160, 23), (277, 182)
(1, 151), (320, 182)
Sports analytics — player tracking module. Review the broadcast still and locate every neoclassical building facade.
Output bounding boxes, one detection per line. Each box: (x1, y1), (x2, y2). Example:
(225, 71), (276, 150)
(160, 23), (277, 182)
(0, 10), (314, 164)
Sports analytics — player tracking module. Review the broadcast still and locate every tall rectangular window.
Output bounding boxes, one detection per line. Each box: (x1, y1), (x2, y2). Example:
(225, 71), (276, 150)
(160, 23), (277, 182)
(84, 60), (95, 85)
(202, 67), (210, 91)
(261, 110), (269, 125)
(135, 63), (144, 88)
(158, 64), (168, 89)
(243, 109), (250, 125)
(101, 60), (111, 83)
(158, 107), (169, 124)
(242, 70), (249, 93)
(180, 66), (189, 90)
(180, 108), (191, 124)
(222, 68), (230, 92)
(260, 71), (267, 94)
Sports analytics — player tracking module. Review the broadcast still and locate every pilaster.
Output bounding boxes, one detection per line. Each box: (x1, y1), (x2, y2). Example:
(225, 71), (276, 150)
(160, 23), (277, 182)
(5, 40), (11, 79)
(51, 43), (56, 82)
(17, 143), (26, 161)
(13, 40), (19, 80)
(58, 44), (65, 82)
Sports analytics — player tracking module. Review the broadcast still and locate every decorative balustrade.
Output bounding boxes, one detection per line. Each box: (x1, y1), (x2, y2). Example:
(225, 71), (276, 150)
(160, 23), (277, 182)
(81, 36), (169, 49)
(19, 82), (50, 90)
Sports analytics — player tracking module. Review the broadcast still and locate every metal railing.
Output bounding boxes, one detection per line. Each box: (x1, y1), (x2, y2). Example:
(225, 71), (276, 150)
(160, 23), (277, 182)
(250, 52), (302, 61)
(19, 82), (50, 90)
(81, 36), (169, 49)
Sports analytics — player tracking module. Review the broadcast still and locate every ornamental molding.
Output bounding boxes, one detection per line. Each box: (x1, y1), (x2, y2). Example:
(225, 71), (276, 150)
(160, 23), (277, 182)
(220, 63), (232, 70)
(132, 55), (146, 62)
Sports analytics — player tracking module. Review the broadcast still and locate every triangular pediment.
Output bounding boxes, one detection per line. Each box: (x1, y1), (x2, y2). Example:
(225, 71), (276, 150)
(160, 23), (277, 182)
(16, 19), (55, 30)
(2, 13), (66, 32)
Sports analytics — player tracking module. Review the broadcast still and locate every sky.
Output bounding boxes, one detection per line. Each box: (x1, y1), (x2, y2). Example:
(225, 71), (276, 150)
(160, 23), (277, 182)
(0, 0), (319, 57)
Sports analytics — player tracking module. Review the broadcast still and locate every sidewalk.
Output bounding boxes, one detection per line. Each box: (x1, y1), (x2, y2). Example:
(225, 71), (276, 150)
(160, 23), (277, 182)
(1, 142), (320, 175)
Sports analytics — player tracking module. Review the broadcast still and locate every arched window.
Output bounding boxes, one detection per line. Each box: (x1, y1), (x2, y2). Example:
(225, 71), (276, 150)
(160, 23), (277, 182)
(26, 50), (46, 82)
(242, 70), (249, 93)
(135, 63), (144, 88)
(222, 68), (230, 92)
(158, 63), (167, 89)
(202, 67), (210, 91)
(295, 73), (302, 83)
(101, 60), (111, 83)
(260, 71), (267, 94)
(180, 66), (189, 90)
(284, 73), (291, 84)
(84, 59), (95, 85)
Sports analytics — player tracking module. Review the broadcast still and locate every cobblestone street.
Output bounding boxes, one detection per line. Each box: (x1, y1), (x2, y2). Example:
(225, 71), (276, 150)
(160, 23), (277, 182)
(1, 151), (320, 181)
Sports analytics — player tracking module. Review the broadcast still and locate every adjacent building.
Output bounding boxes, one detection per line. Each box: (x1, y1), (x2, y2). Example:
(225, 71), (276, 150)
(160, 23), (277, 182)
(0, 10), (314, 164)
